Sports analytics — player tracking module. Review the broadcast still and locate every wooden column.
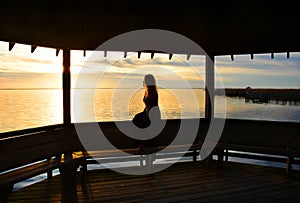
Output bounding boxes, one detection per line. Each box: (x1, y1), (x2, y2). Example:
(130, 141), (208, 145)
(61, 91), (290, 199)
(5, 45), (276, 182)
(63, 49), (71, 125)
(205, 54), (215, 119)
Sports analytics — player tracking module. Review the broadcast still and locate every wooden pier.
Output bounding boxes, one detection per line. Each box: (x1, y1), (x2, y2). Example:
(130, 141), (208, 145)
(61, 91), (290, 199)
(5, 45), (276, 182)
(215, 88), (300, 104)
(7, 161), (300, 202)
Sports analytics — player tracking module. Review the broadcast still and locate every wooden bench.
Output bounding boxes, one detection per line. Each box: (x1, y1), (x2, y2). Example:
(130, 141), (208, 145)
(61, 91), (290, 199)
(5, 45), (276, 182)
(66, 120), (207, 168)
(0, 125), (85, 203)
(215, 119), (300, 175)
(83, 119), (300, 175)
(1, 118), (298, 202)
(0, 119), (205, 202)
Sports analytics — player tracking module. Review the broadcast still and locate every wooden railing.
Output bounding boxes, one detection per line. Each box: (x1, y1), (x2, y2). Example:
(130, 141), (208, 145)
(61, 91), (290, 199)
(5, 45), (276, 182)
(0, 119), (299, 202)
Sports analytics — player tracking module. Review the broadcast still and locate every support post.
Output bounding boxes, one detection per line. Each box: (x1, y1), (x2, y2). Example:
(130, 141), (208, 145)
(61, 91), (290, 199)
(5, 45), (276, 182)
(47, 157), (53, 179)
(205, 54), (215, 119)
(287, 155), (293, 177)
(225, 149), (229, 162)
(63, 49), (71, 125)
(193, 150), (197, 162)
(286, 147), (293, 177)
(146, 155), (153, 169)
(217, 148), (224, 168)
(0, 184), (13, 203)
(60, 152), (78, 203)
(140, 155), (144, 167)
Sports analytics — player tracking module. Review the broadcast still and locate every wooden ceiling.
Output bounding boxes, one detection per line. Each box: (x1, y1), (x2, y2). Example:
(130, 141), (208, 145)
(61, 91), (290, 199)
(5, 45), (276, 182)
(0, 0), (299, 56)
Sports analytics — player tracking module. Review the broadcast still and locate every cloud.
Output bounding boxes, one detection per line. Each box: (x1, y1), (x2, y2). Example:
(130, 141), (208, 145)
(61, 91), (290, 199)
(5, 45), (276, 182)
(0, 72), (61, 89)
(215, 54), (300, 77)
(1, 41), (299, 89)
(0, 42), (65, 76)
(74, 53), (206, 85)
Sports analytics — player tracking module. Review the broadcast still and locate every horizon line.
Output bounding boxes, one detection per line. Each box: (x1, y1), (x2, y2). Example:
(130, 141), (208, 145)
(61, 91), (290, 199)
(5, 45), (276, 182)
(1, 87), (300, 90)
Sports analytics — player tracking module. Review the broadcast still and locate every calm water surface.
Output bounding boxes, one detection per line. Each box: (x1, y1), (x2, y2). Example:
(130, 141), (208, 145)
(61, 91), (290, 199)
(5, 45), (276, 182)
(1, 89), (300, 133)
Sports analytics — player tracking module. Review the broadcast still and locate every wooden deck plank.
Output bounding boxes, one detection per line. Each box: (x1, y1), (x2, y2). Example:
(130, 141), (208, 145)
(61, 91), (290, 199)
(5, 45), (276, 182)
(7, 161), (300, 202)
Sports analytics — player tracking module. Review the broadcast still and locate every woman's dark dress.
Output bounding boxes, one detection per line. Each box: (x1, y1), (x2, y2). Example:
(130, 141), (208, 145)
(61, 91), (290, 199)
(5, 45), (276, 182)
(132, 92), (160, 128)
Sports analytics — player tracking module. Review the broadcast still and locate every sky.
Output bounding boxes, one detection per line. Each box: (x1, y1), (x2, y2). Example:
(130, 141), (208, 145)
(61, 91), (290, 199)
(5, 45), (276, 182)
(0, 41), (300, 89)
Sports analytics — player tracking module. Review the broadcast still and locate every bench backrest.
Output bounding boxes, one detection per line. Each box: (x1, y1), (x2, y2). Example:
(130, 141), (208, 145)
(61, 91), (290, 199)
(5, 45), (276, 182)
(219, 119), (300, 153)
(0, 126), (82, 173)
(70, 119), (208, 151)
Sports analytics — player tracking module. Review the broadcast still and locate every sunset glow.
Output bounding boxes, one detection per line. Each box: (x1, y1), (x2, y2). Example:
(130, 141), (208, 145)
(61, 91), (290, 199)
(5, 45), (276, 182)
(0, 41), (299, 89)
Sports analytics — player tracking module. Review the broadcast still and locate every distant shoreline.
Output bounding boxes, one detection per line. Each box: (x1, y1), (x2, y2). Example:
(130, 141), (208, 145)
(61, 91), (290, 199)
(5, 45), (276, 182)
(216, 88), (300, 94)
(215, 88), (300, 102)
(1, 88), (300, 91)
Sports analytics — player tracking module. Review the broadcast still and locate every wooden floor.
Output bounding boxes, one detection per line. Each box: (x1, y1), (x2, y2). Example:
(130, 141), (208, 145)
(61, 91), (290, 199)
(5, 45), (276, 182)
(7, 161), (300, 202)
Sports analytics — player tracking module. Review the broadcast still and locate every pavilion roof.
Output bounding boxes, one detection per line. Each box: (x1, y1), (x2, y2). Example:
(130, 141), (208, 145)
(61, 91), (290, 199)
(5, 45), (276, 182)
(0, 1), (299, 56)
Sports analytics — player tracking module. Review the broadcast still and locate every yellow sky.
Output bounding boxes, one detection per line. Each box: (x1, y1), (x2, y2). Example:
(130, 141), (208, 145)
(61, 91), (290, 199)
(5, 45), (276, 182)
(0, 41), (299, 89)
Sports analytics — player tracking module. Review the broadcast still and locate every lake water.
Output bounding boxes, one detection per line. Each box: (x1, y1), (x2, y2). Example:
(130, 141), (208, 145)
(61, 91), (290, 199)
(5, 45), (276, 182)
(1, 89), (300, 191)
(1, 89), (300, 133)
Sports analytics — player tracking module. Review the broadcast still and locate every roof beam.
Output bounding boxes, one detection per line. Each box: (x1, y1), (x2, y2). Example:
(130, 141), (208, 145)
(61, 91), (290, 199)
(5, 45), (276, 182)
(151, 52), (155, 59)
(31, 45), (37, 53)
(187, 54), (191, 60)
(9, 42), (15, 51)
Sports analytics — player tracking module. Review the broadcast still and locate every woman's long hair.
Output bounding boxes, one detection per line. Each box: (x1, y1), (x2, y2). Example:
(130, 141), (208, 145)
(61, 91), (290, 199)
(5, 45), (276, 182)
(144, 74), (158, 107)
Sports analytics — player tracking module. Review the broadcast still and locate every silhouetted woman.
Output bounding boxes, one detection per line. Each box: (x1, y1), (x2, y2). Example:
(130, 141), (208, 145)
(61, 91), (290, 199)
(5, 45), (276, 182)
(132, 74), (161, 128)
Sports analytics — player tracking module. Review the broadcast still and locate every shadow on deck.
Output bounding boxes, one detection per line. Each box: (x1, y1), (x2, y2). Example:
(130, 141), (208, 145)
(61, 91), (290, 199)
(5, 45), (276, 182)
(7, 161), (300, 202)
